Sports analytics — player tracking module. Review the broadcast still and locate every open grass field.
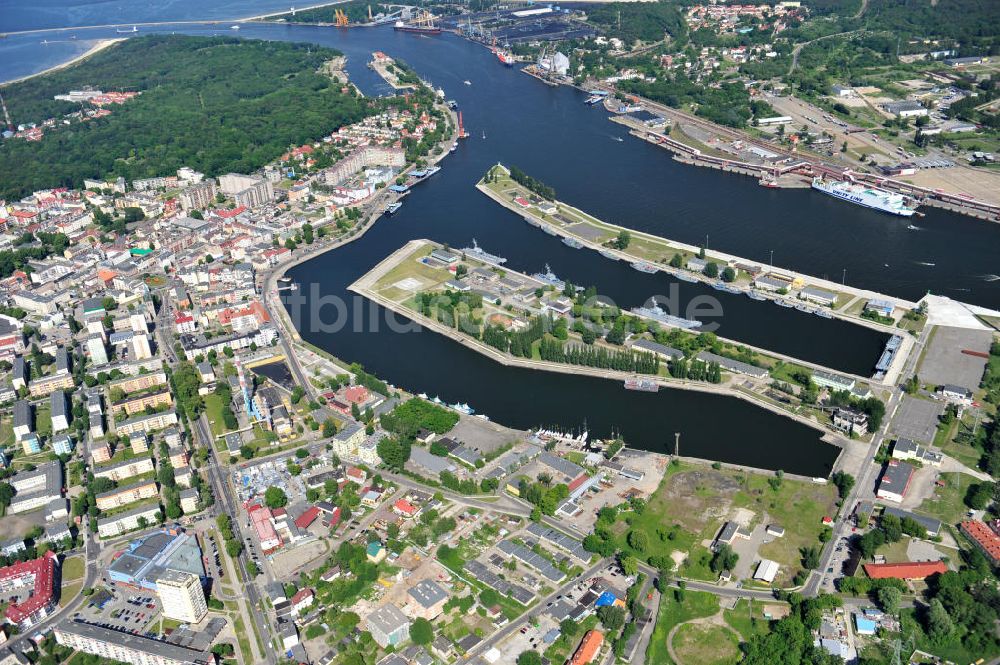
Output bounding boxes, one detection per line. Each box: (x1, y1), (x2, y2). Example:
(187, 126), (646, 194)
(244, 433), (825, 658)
(617, 461), (837, 585)
(59, 582), (83, 607)
(918, 472), (977, 526)
(672, 622), (741, 665)
(62, 555), (85, 581)
(723, 599), (772, 641)
(645, 590), (719, 665)
(371, 244), (445, 295)
(204, 393), (232, 438)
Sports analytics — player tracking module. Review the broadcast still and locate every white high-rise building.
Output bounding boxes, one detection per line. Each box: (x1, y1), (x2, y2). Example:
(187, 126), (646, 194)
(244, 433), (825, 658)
(85, 335), (109, 366)
(156, 570), (207, 624)
(130, 333), (152, 360)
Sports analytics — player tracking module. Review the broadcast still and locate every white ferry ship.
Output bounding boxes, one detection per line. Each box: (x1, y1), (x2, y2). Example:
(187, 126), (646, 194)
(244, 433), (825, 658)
(811, 177), (918, 217)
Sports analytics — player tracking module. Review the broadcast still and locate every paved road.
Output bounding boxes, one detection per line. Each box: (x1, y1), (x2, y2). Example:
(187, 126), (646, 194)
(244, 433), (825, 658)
(807, 325), (932, 596)
(197, 412), (276, 665)
(153, 291), (275, 664)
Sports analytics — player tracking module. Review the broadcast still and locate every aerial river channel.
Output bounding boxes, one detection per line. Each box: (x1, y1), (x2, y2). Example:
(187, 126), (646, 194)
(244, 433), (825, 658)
(4, 8), (1000, 474)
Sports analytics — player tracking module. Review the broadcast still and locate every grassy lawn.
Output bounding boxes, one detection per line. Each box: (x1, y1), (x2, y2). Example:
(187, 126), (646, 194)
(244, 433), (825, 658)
(231, 613), (253, 664)
(59, 581), (83, 607)
(672, 622), (741, 665)
(934, 413), (983, 469)
(204, 393), (232, 438)
(0, 416), (13, 449)
(768, 361), (813, 386)
(645, 590), (719, 665)
(62, 555), (85, 582)
(918, 472), (977, 526)
(36, 404), (52, 439)
(372, 244), (444, 292)
(722, 599), (772, 642)
(874, 538), (911, 563)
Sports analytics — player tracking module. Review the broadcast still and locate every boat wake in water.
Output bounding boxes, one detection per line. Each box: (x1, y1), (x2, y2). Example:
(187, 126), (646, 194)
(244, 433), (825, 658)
(906, 224), (922, 231)
(980, 274), (1000, 282)
(914, 261), (936, 267)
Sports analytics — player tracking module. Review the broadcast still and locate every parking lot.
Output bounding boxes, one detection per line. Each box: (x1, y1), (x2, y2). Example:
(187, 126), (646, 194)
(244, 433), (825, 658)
(917, 326), (992, 390)
(890, 395), (945, 444)
(78, 587), (161, 636)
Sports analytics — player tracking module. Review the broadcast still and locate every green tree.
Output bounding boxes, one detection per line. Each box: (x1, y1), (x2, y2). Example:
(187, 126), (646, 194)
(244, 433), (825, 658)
(264, 486), (288, 509)
(877, 586), (901, 614)
(560, 619), (579, 637)
(925, 598), (953, 642)
(410, 617), (434, 645)
(597, 605), (626, 632)
(627, 529), (649, 553)
(516, 652), (542, 665)
(710, 544), (739, 573)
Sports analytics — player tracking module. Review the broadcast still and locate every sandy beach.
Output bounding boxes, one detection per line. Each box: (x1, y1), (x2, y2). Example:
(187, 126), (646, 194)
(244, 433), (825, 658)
(2, 38), (125, 86)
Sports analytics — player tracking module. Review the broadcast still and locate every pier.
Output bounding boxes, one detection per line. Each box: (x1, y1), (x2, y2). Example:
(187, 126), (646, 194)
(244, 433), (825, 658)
(477, 164), (930, 387)
(600, 94), (1000, 223)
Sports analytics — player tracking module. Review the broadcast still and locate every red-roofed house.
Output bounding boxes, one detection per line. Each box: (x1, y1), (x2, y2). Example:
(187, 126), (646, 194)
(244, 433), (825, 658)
(567, 474), (589, 493)
(346, 467), (367, 485)
(295, 506), (320, 530)
(342, 386), (371, 407)
(219, 301), (270, 333)
(960, 520), (1000, 565)
(249, 504), (281, 553)
(393, 499), (420, 519)
(215, 205), (247, 219)
(862, 561), (947, 580)
(290, 588), (314, 617)
(174, 311), (196, 334)
(0, 551), (59, 628)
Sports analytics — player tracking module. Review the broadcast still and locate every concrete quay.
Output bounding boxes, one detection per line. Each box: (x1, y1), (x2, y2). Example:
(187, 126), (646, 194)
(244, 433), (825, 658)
(476, 167), (921, 388)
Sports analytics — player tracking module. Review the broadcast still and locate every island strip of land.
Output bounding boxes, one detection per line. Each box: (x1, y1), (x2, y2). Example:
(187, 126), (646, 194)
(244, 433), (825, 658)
(348, 237), (879, 444)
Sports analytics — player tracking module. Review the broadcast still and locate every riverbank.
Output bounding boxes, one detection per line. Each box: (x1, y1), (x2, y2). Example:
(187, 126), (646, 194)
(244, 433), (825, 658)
(1, 38), (124, 86)
(348, 238), (854, 456)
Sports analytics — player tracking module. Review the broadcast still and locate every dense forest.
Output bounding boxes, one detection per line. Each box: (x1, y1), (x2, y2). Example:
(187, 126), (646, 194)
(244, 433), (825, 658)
(586, 1), (688, 46)
(0, 36), (373, 199)
(620, 77), (752, 128)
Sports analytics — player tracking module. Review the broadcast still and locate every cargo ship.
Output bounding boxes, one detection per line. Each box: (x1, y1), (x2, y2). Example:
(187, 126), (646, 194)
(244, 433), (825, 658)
(493, 47), (515, 66)
(674, 272), (698, 283)
(811, 177), (918, 217)
(561, 237), (583, 249)
(461, 239), (507, 266)
(630, 261), (658, 274)
(599, 249), (621, 261)
(394, 20), (441, 35)
(624, 378), (659, 393)
(630, 305), (702, 330)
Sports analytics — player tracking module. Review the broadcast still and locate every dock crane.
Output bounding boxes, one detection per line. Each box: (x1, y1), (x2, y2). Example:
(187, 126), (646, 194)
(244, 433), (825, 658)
(334, 8), (349, 27)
